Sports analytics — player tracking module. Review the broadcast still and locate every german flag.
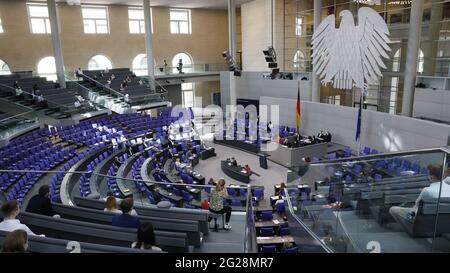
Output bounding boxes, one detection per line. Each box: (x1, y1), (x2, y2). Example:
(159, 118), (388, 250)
(296, 84), (301, 131)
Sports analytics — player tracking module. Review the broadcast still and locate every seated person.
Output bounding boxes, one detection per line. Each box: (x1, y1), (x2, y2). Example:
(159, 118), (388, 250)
(174, 158), (186, 170)
(317, 130), (325, 140)
(32, 84), (40, 93)
(112, 198), (140, 229)
(243, 164), (252, 174)
(281, 241), (295, 252)
(15, 86), (23, 99)
(208, 177), (216, 186)
(113, 156), (123, 168)
(1, 229), (29, 253)
(389, 165), (450, 224)
(0, 201), (45, 237)
(104, 196), (121, 214)
(278, 136), (283, 145)
(25, 185), (55, 217)
(131, 223), (162, 251)
(231, 157), (238, 167)
(186, 150), (196, 161)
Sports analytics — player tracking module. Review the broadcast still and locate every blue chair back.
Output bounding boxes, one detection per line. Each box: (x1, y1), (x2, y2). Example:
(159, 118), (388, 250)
(261, 211), (273, 221)
(227, 188), (236, 196)
(276, 201), (285, 213)
(282, 246), (298, 253)
(260, 227), (274, 236)
(279, 227), (290, 236)
(261, 245), (277, 253)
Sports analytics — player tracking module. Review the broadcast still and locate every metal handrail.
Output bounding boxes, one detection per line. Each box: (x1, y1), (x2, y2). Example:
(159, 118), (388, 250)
(0, 111), (35, 123)
(80, 73), (129, 103)
(0, 169), (250, 191)
(304, 146), (450, 166)
(155, 80), (169, 94)
(243, 184), (257, 253)
(285, 147), (450, 253)
(284, 187), (334, 253)
(0, 83), (71, 111)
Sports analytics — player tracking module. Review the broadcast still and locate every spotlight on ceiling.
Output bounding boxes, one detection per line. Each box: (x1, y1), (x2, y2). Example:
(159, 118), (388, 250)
(222, 50), (241, 77)
(263, 46), (280, 80)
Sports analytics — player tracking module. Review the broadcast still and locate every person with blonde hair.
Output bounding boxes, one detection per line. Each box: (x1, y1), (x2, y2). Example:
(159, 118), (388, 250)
(208, 179), (232, 230)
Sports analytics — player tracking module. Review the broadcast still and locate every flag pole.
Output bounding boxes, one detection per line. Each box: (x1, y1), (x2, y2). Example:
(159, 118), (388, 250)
(359, 87), (366, 155)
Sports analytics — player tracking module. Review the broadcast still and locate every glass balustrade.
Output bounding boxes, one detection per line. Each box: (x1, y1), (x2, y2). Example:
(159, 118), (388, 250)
(0, 111), (39, 140)
(285, 148), (450, 253)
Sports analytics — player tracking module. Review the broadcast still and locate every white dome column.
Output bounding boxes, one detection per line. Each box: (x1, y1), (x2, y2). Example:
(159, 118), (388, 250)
(311, 0), (322, 102)
(401, 0), (424, 117)
(47, 0), (66, 88)
(143, 0), (155, 91)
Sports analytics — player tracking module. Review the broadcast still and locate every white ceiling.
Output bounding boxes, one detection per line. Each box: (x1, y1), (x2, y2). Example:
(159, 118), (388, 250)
(48, 0), (252, 9)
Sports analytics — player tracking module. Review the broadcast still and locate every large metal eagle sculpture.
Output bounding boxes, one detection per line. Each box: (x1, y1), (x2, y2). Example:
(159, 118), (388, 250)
(311, 7), (391, 90)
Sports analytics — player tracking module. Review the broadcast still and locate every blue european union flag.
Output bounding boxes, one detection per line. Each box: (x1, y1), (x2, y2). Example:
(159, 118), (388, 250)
(355, 94), (363, 142)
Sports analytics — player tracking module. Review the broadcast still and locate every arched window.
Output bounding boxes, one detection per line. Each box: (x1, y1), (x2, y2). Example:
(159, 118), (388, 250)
(293, 50), (306, 71)
(88, 55), (112, 70)
(37, 56), (57, 81)
(0, 59), (11, 75)
(392, 48), (425, 73)
(132, 54), (147, 76)
(172, 53), (193, 73)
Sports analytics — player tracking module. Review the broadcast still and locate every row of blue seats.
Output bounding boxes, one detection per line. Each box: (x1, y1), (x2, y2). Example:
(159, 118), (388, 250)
(106, 163), (121, 198)
(7, 146), (73, 204)
(50, 147), (103, 202)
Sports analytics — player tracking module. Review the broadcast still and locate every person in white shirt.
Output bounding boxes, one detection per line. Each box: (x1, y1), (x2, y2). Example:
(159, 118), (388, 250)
(76, 95), (85, 102)
(390, 165), (450, 223)
(74, 101), (81, 108)
(0, 200), (45, 237)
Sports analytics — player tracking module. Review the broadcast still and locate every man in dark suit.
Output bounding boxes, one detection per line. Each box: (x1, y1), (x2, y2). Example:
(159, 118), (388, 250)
(231, 157), (238, 167)
(112, 198), (140, 229)
(26, 185), (53, 216)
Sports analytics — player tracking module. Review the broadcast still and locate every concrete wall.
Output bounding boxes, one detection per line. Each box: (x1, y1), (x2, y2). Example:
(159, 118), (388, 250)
(260, 97), (450, 153)
(220, 72), (450, 153)
(241, 0), (272, 71)
(220, 71), (311, 108)
(195, 81), (220, 107)
(165, 84), (182, 107)
(0, 0), (230, 72)
(413, 88), (450, 123)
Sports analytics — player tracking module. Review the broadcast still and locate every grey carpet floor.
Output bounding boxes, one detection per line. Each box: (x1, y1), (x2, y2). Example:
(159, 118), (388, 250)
(196, 137), (289, 206)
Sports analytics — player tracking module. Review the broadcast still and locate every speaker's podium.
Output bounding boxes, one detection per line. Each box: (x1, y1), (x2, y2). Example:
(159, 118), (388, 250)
(258, 153), (269, 169)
